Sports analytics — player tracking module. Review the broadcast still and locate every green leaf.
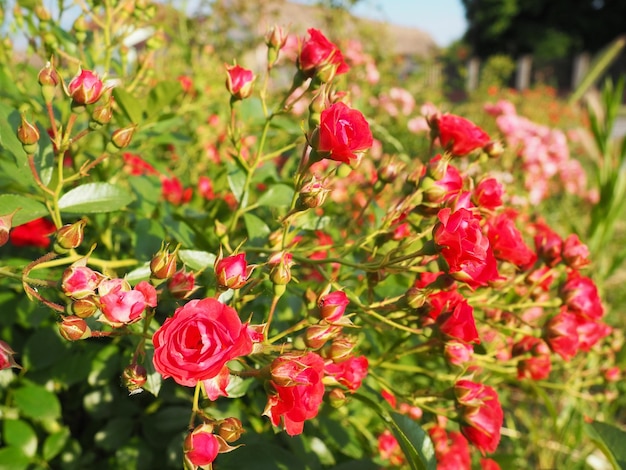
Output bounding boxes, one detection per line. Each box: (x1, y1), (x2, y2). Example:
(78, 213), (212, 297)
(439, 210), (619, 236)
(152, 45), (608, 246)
(256, 184), (295, 208)
(387, 412), (436, 470)
(587, 420), (626, 469)
(43, 428), (70, 461)
(0, 195), (49, 226)
(0, 102), (25, 161)
(243, 213), (271, 244)
(142, 346), (162, 396)
(227, 160), (247, 204)
(113, 88), (144, 124)
(146, 81), (181, 119)
(3, 419), (38, 458)
(178, 249), (216, 271)
(94, 417), (135, 452)
(34, 137), (55, 187)
(13, 384), (61, 421)
(58, 182), (135, 214)
(88, 344), (121, 387)
(0, 446), (30, 470)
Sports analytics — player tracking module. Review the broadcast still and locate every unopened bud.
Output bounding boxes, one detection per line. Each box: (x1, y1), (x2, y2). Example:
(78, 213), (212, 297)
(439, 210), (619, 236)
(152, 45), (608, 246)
(217, 417), (244, 442)
(327, 337), (355, 362)
(38, 61), (60, 104)
(405, 286), (427, 309)
(297, 176), (330, 210)
(58, 316), (91, 341)
(35, 5), (51, 22)
(69, 296), (99, 318)
(17, 114), (40, 154)
(167, 269), (197, 299)
(122, 363), (148, 392)
(90, 101), (113, 128)
(225, 63), (255, 101)
(150, 243), (178, 280)
(269, 251), (294, 287)
(0, 340), (21, 370)
(484, 140), (504, 158)
(378, 155), (405, 184)
(0, 209), (19, 247)
(54, 219), (86, 252)
(304, 323), (340, 349)
(73, 16), (88, 43)
(109, 125), (137, 150)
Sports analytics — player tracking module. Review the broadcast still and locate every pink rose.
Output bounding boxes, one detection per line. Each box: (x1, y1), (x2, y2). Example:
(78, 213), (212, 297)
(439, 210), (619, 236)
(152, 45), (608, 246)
(225, 63), (255, 100)
(152, 298), (253, 387)
(68, 69), (104, 105)
(183, 424), (219, 467)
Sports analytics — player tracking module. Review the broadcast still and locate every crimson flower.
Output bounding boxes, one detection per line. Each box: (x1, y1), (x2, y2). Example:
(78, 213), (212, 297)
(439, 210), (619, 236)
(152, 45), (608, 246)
(434, 114), (491, 156)
(10, 218), (56, 249)
(316, 102), (373, 164)
(68, 69), (104, 105)
(298, 28), (349, 79)
(225, 63), (255, 100)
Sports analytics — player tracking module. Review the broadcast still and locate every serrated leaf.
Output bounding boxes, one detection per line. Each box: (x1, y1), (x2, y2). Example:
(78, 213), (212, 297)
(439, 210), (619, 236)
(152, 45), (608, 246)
(0, 195), (49, 225)
(3, 420), (38, 458)
(587, 420), (626, 469)
(113, 88), (144, 124)
(256, 184), (294, 207)
(178, 249), (216, 271)
(387, 412), (436, 470)
(58, 182), (134, 214)
(13, 385), (61, 421)
(43, 428), (70, 461)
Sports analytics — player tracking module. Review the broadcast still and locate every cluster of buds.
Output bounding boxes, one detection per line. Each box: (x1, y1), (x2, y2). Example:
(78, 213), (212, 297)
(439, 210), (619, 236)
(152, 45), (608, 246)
(183, 418), (244, 469)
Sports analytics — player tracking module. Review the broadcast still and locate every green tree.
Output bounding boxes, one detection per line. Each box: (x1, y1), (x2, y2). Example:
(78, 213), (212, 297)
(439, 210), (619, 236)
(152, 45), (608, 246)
(462, 0), (626, 59)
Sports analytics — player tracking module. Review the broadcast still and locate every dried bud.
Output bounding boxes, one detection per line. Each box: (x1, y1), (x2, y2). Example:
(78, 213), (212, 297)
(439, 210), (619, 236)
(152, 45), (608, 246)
(54, 219), (86, 252)
(17, 114), (40, 153)
(217, 417), (244, 443)
(150, 243), (178, 280)
(110, 125), (137, 150)
(0, 209), (19, 247)
(58, 316), (91, 341)
(122, 363), (148, 392)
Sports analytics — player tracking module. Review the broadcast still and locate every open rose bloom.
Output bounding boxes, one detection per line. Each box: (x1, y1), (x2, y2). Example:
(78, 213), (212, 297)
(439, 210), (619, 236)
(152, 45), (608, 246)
(2, 10), (622, 470)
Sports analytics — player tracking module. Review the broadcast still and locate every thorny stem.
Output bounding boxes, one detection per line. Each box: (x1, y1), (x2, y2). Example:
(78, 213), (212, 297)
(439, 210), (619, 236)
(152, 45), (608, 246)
(263, 294), (282, 340)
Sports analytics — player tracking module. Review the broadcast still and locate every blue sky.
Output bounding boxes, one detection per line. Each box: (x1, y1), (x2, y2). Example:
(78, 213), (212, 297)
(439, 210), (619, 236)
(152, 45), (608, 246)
(351, 0), (467, 46)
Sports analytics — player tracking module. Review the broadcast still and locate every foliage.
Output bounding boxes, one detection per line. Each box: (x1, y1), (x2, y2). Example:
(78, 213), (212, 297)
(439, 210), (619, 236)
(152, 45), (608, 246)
(0, 1), (624, 470)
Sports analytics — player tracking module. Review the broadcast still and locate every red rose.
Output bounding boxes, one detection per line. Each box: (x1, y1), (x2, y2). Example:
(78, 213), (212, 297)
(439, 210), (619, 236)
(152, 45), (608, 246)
(472, 177), (504, 210)
(152, 298), (252, 387)
(560, 272), (603, 319)
(576, 316), (611, 352)
(433, 208), (500, 288)
(512, 336), (552, 380)
(429, 426), (471, 470)
(454, 379), (503, 454)
(544, 309), (579, 360)
(318, 290), (350, 323)
(264, 352), (325, 436)
(183, 424), (219, 467)
(298, 28), (348, 79)
(437, 297), (480, 344)
(225, 63), (255, 100)
(562, 234), (590, 270)
(214, 253), (252, 290)
(0, 340), (20, 371)
(434, 114), (491, 156)
(532, 221), (562, 266)
(316, 102), (373, 164)
(324, 355), (368, 392)
(485, 210), (537, 268)
(10, 218), (56, 249)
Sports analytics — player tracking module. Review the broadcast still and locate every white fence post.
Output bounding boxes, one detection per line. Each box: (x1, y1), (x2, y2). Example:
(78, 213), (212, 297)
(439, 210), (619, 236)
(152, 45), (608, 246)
(467, 57), (480, 92)
(515, 55), (532, 90)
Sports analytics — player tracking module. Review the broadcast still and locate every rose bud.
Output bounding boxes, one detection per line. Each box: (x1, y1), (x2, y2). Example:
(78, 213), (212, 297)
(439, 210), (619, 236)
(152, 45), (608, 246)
(69, 296), (100, 318)
(214, 252), (253, 290)
(150, 243), (178, 280)
(17, 114), (40, 154)
(328, 388), (348, 408)
(444, 340), (474, 366)
(304, 323), (341, 350)
(54, 219), (86, 252)
(225, 63), (255, 100)
(0, 340), (21, 370)
(110, 125), (137, 150)
(0, 209), (19, 247)
(217, 417), (244, 443)
(268, 251), (294, 296)
(61, 265), (105, 299)
(472, 177), (504, 210)
(58, 316), (91, 341)
(183, 424), (219, 469)
(68, 68), (104, 105)
(167, 269), (197, 299)
(297, 176), (330, 210)
(38, 61), (60, 104)
(265, 25), (287, 51)
(318, 290), (349, 323)
(562, 234), (590, 270)
(297, 28), (349, 81)
(122, 363), (148, 393)
(431, 114), (491, 157)
(327, 336), (356, 363)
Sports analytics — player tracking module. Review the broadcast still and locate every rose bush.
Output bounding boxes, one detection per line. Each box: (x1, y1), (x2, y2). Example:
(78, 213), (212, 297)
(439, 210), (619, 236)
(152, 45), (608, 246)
(0, 1), (624, 469)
